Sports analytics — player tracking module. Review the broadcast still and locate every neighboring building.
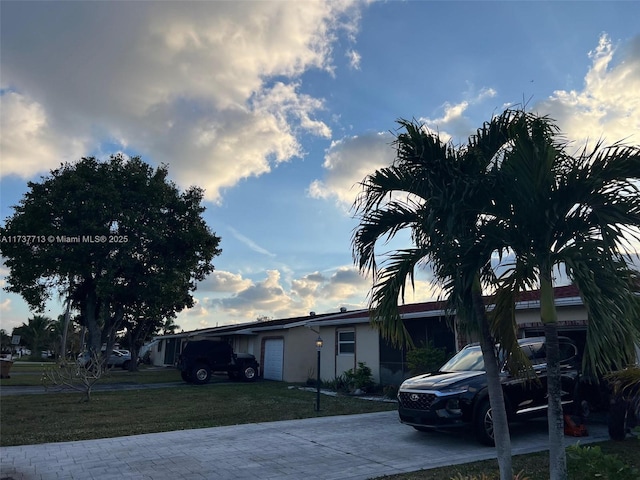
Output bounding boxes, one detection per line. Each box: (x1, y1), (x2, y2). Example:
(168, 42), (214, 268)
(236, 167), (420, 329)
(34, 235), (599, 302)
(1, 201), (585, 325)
(150, 284), (592, 385)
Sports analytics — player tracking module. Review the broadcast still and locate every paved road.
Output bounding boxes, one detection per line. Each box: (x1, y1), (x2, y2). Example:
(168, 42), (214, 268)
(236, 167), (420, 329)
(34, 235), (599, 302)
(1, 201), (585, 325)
(0, 409), (609, 480)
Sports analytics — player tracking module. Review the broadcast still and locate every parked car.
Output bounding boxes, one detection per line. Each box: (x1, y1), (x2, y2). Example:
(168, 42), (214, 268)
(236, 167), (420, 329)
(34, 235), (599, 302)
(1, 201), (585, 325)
(397, 336), (580, 445)
(77, 349), (135, 370)
(176, 340), (259, 384)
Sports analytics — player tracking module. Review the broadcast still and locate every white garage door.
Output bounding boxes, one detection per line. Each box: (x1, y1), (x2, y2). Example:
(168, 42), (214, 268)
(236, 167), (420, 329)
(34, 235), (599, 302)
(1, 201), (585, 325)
(263, 338), (284, 381)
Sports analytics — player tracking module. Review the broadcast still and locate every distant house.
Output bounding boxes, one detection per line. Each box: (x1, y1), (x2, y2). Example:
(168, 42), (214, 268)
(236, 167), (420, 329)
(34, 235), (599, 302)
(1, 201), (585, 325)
(150, 285), (590, 385)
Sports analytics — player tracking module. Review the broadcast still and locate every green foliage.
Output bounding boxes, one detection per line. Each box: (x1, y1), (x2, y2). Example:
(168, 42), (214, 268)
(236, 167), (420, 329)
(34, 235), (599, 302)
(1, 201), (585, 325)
(1, 155), (222, 359)
(406, 341), (448, 374)
(382, 384), (398, 399)
(344, 362), (375, 392)
(321, 373), (349, 393)
(12, 315), (55, 358)
(567, 444), (639, 479)
(321, 363), (375, 394)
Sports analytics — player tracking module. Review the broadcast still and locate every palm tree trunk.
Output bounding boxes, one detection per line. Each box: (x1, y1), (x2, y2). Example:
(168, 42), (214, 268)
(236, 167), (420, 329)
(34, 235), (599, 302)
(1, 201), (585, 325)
(540, 275), (567, 480)
(472, 276), (512, 480)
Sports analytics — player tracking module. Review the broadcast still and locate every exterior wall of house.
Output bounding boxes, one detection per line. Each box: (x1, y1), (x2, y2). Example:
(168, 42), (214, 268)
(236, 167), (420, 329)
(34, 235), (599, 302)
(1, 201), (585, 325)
(318, 323), (382, 384)
(252, 328), (318, 383)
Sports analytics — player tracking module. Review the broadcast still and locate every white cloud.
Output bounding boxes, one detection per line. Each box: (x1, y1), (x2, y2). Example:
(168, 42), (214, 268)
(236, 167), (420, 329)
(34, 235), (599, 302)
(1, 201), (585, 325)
(419, 87), (498, 143)
(308, 132), (394, 207)
(0, 1), (363, 201)
(181, 265), (372, 327)
(537, 34), (640, 146)
(197, 270), (253, 293)
(307, 87), (500, 210)
(0, 298), (10, 312)
(0, 91), (87, 177)
(346, 49), (362, 70)
(228, 227), (276, 257)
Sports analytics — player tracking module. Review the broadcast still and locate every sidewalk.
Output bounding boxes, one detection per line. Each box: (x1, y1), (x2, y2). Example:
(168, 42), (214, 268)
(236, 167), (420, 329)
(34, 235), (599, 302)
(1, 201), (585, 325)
(0, 411), (609, 480)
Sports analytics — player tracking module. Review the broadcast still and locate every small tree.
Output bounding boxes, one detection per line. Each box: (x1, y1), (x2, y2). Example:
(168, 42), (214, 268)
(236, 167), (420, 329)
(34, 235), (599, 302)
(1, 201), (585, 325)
(42, 351), (104, 402)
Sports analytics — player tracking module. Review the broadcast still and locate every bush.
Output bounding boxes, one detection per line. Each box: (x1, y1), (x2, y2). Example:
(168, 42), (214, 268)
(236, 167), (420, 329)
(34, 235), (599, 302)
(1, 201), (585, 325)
(566, 444), (639, 479)
(406, 341), (448, 374)
(322, 363), (376, 394)
(344, 362), (375, 393)
(383, 384), (399, 399)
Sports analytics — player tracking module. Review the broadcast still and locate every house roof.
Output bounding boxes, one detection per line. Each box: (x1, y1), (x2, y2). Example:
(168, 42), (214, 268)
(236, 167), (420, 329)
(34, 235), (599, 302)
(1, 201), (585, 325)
(155, 284), (583, 340)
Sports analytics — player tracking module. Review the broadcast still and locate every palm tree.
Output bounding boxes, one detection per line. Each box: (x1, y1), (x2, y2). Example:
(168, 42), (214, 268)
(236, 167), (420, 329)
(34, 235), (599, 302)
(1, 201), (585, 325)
(352, 111), (533, 480)
(13, 315), (55, 359)
(486, 111), (640, 480)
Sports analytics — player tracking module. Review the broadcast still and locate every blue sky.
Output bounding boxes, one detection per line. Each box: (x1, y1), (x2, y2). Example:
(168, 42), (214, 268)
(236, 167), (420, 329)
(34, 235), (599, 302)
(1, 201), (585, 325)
(1, 1), (639, 333)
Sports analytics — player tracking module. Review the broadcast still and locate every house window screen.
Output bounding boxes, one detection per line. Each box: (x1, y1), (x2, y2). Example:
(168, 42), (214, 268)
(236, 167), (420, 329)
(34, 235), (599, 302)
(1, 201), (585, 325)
(338, 331), (355, 354)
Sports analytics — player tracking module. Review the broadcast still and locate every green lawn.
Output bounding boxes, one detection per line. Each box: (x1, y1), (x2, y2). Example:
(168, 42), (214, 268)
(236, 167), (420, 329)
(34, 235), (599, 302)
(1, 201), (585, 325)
(377, 441), (640, 480)
(0, 361), (182, 386)
(1, 379), (397, 446)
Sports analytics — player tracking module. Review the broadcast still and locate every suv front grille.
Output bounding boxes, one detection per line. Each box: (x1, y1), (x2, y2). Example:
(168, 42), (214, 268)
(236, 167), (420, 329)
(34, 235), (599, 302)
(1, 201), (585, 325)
(398, 391), (437, 410)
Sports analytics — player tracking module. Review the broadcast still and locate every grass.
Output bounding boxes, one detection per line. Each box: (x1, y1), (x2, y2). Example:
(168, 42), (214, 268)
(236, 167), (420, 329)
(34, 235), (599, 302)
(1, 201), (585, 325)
(376, 441), (640, 480)
(0, 361), (182, 386)
(1, 378), (397, 446)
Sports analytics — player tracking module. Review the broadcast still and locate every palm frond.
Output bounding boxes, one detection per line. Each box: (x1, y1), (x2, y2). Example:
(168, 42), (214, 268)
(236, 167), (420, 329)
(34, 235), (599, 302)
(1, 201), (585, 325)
(368, 248), (432, 348)
(564, 243), (640, 377)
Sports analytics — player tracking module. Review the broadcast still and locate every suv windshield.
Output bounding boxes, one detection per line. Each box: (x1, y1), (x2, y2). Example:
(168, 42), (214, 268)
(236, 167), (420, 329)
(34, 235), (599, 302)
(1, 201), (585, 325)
(439, 346), (485, 372)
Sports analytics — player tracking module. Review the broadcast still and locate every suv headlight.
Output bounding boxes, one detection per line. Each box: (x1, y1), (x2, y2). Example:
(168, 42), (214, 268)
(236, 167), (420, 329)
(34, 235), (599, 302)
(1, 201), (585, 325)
(444, 397), (462, 415)
(435, 387), (468, 417)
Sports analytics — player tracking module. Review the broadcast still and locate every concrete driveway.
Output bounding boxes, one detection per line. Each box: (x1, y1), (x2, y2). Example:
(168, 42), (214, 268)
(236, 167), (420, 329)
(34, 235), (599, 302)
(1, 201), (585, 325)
(0, 410), (609, 480)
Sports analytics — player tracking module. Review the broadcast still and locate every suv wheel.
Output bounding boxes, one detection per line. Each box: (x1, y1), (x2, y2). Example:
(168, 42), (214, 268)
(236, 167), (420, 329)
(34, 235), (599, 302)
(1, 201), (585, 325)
(474, 400), (495, 446)
(241, 364), (258, 381)
(192, 364), (212, 385)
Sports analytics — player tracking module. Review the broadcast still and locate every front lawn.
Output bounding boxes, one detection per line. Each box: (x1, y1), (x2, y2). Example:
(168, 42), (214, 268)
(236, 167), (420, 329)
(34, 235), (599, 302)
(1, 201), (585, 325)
(0, 380), (397, 446)
(0, 362), (182, 386)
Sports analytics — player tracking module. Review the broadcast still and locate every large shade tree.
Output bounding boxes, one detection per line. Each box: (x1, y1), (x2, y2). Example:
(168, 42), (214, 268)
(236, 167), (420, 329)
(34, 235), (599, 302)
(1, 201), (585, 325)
(1, 155), (222, 367)
(486, 112), (640, 479)
(352, 110), (535, 480)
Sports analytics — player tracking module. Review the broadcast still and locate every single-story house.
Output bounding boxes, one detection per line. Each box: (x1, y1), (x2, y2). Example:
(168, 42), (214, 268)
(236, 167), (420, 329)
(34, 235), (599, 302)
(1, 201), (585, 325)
(149, 284), (594, 386)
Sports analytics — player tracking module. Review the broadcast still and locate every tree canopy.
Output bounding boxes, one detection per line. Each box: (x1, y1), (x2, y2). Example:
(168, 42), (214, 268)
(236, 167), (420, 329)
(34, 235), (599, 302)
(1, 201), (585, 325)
(1, 155), (222, 362)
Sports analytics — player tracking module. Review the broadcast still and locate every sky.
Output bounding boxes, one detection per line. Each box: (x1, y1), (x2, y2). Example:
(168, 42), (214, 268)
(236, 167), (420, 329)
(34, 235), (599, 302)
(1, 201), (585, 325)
(1, 1), (639, 334)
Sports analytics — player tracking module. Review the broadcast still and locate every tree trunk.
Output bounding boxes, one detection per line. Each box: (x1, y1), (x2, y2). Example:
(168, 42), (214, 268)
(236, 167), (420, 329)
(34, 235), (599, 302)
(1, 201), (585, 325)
(60, 292), (72, 360)
(541, 276), (567, 480)
(472, 277), (512, 480)
(84, 286), (101, 354)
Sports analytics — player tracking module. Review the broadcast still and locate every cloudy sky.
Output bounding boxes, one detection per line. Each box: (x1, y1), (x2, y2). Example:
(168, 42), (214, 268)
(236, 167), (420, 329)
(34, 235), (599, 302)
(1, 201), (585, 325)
(1, 1), (639, 333)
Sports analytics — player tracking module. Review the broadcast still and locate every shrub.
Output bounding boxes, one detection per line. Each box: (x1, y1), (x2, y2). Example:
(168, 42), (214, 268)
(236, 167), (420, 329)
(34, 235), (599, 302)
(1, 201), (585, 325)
(406, 341), (448, 374)
(344, 362), (375, 393)
(566, 444), (639, 479)
(383, 384), (399, 399)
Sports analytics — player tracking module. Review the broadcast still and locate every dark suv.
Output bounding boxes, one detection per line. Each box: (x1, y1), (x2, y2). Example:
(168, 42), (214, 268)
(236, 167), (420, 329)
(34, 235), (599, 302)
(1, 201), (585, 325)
(177, 340), (259, 384)
(397, 336), (580, 445)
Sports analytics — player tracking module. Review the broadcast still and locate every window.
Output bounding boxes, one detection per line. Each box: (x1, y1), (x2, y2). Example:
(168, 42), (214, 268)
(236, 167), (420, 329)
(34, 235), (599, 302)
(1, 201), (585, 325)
(338, 330), (355, 354)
